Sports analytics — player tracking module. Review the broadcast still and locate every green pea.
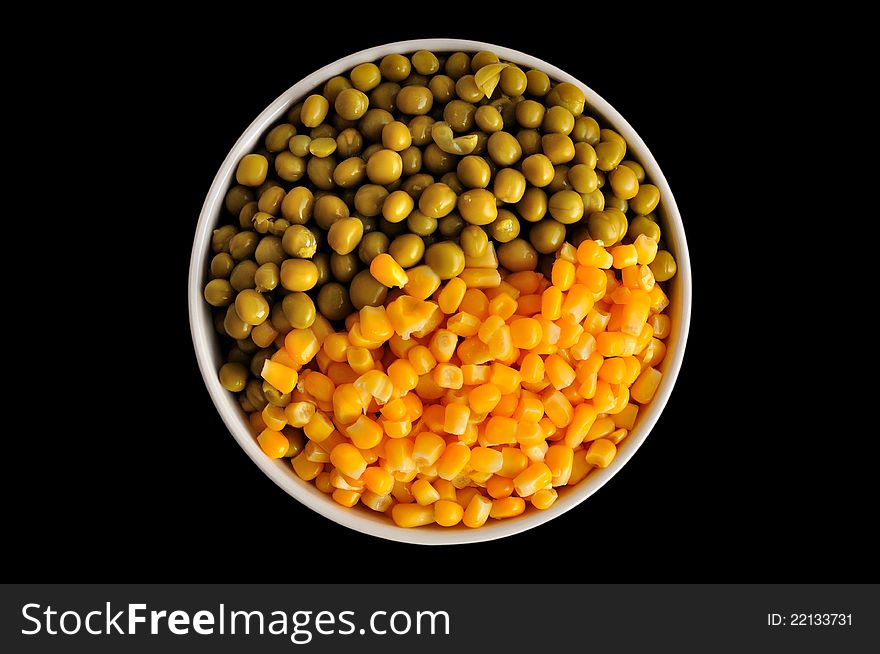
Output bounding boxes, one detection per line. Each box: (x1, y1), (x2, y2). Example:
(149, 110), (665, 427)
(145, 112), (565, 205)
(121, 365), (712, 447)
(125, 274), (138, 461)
(649, 250), (677, 282)
(529, 219), (567, 254)
(349, 269), (389, 310)
(210, 253), (235, 279)
(389, 233), (425, 267)
(254, 263), (279, 292)
(424, 242), (466, 279)
(460, 225), (489, 258)
(282, 292), (317, 328)
(628, 215), (661, 243)
(218, 362), (248, 392)
(497, 238), (538, 272)
(234, 289), (270, 326)
(204, 279), (234, 307)
(330, 252), (360, 282)
(488, 210), (521, 243)
(407, 210), (438, 236)
(317, 282), (354, 320)
(229, 260), (258, 292)
(358, 231), (390, 265)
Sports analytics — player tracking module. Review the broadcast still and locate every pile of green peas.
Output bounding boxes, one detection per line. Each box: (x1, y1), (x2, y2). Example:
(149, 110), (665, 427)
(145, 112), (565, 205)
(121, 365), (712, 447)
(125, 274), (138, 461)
(203, 48), (676, 412)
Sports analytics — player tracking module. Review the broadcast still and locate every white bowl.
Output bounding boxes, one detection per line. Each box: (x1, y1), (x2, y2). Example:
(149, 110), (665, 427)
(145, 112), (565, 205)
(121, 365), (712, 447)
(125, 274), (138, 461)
(188, 38), (692, 545)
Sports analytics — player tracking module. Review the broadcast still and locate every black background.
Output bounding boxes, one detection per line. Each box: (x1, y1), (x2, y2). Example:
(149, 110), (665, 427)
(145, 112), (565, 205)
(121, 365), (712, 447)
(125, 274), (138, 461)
(8, 17), (862, 582)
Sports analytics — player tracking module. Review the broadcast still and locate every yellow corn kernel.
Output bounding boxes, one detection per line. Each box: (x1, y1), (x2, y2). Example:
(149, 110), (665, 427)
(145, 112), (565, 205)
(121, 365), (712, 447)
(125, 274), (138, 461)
(332, 383), (364, 425)
(331, 488), (362, 507)
(469, 447), (504, 473)
(545, 444), (574, 486)
(568, 450), (593, 485)
(391, 503), (435, 527)
(561, 401), (595, 447)
(492, 393), (520, 418)
(345, 415), (382, 450)
(354, 370), (393, 405)
(597, 331), (638, 357)
(434, 499), (464, 527)
(484, 416), (518, 445)
(650, 313), (671, 339)
(386, 359), (418, 393)
(608, 427), (628, 444)
(460, 267), (502, 288)
(513, 396), (544, 423)
(301, 372), (335, 404)
(462, 493), (493, 528)
(544, 354), (576, 390)
(586, 438), (617, 468)
(330, 443), (367, 479)
(380, 397), (408, 421)
(610, 244), (638, 269)
(361, 466), (394, 496)
(436, 442), (471, 480)
(260, 359), (298, 395)
(576, 265), (608, 300)
(577, 239), (613, 269)
(478, 314), (506, 344)
(488, 324), (513, 360)
(386, 295), (438, 339)
(370, 253), (409, 288)
(257, 428), (289, 458)
(314, 470), (333, 493)
(461, 363), (491, 385)
(284, 328), (320, 365)
(613, 403), (639, 430)
(498, 447), (529, 478)
(391, 479), (414, 503)
(507, 317), (540, 350)
(560, 283), (594, 324)
(291, 452), (323, 480)
(433, 478), (457, 501)
(622, 356), (642, 386)
(429, 329), (458, 362)
(345, 347), (374, 375)
(515, 421), (544, 448)
(488, 293), (518, 320)
(551, 259), (576, 291)
(516, 296), (546, 316)
(519, 352), (545, 384)
(631, 366), (662, 404)
(531, 488), (558, 509)
(489, 362), (521, 394)
(303, 411), (334, 442)
(543, 388), (574, 428)
(585, 416), (615, 442)
(359, 306), (394, 343)
(485, 474), (512, 499)
(633, 233), (658, 265)
(361, 490), (393, 512)
(322, 333), (350, 362)
(443, 403), (470, 436)
(541, 285), (563, 320)
(381, 416), (412, 439)
(456, 336), (492, 365)
(260, 404), (286, 431)
(412, 431), (446, 467)
(620, 289), (651, 336)
(401, 392), (423, 420)
(446, 311), (481, 337)
(406, 345), (436, 375)
(281, 401), (312, 428)
(490, 496), (526, 519)
(556, 318), (584, 350)
(404, 265), (442, 300)
(437, 277), (468, 314)
(468, 383), (502, 414)
(430, 363), (462, 390)
(648, 284), (669, 313)
(458, 289), (490, 321)
(385, 437), (415, 472)
(411, 478), (441, 505)
(639, 338), (667, 368)
(592, 380), (616, 413)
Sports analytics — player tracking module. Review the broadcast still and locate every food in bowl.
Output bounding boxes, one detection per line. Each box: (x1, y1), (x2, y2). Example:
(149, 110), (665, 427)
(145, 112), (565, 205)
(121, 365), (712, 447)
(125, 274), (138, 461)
(201, 47), (678, 529)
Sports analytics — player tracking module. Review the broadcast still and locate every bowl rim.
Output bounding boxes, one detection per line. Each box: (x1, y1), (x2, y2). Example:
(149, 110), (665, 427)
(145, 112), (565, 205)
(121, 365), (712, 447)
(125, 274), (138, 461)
(188, 37), (692, 545)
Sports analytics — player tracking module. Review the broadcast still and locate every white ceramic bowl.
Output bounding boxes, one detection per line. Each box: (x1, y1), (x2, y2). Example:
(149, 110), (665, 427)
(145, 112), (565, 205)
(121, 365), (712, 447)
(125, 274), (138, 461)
(189, 38), (692, 545)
